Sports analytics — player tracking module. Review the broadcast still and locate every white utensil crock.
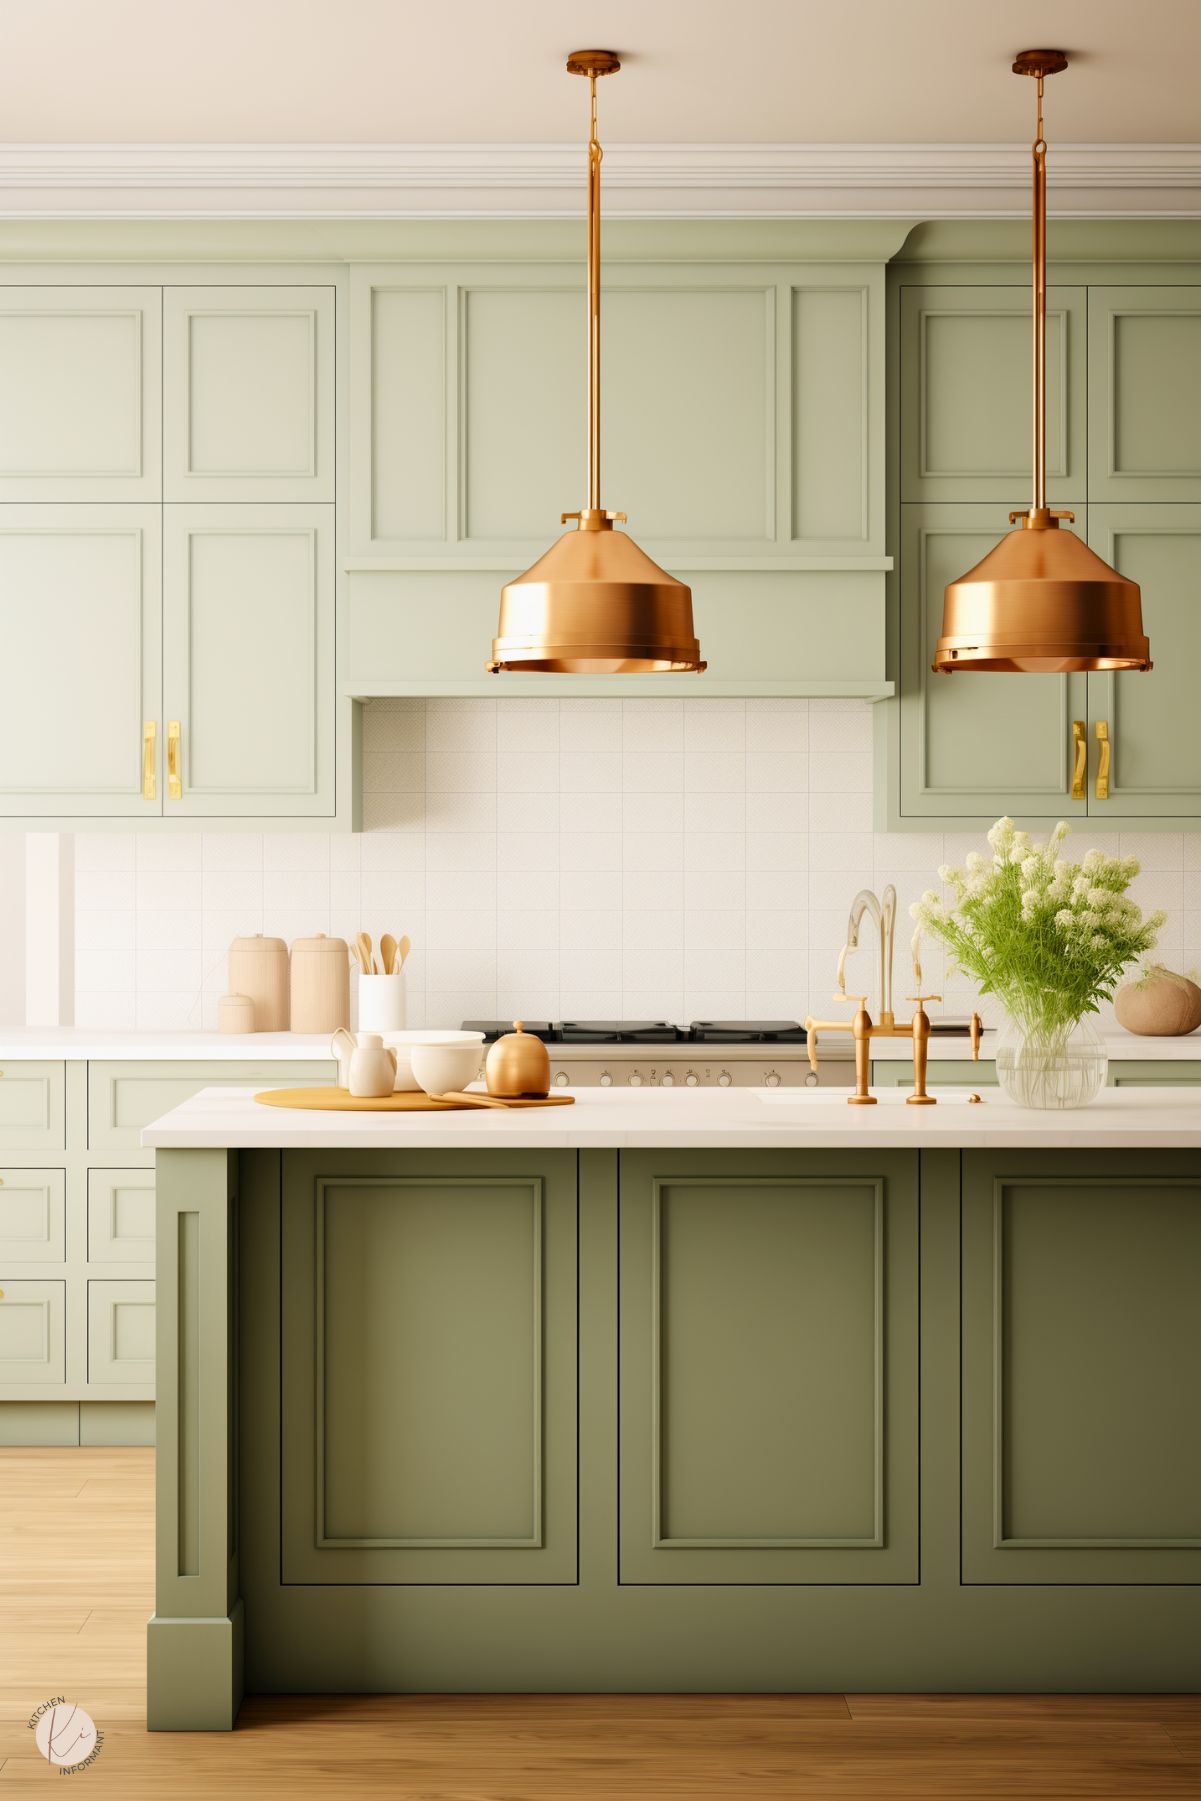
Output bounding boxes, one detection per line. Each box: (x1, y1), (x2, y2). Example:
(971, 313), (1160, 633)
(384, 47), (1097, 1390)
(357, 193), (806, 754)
(357, 971), (406, 1033)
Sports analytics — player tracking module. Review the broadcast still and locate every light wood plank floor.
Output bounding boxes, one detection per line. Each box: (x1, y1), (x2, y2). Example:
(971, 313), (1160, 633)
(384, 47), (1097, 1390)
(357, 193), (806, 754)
(1, 1448), (1198, 1797)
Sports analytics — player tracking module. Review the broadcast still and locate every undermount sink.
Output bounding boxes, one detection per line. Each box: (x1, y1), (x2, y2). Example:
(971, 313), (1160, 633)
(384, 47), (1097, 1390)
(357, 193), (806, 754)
(759, 1086), (984, 1106)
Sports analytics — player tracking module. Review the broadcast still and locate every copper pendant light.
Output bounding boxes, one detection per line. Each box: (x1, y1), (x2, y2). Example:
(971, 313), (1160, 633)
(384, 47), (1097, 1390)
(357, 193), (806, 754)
(488, 51), (705, 675)
(933, 51), (1150, 675)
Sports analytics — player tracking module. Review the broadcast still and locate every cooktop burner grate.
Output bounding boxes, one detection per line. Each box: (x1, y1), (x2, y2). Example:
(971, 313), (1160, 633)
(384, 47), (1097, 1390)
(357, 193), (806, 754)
(461, 1019), (807, 1046)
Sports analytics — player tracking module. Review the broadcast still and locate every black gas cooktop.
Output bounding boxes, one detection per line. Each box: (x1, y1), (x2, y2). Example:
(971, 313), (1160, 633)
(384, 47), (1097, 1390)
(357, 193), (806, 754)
(462, 1019), (808, 1046)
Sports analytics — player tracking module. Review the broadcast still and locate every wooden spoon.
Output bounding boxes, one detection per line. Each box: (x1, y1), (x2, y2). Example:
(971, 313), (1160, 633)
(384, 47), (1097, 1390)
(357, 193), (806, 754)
(436, 1090), (508, 1109)
(380, 932), (397, 977)
(396, 933), (412, 969)
(356, 931), (374, 976)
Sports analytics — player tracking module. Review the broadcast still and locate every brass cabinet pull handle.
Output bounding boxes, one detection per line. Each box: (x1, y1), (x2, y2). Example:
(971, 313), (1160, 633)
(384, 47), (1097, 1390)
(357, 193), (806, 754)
(167, 720), (182, 800)
(143, 720), (157, 801)
(1070, 719), (1086, 799)
(1095, 720), (1111, 800)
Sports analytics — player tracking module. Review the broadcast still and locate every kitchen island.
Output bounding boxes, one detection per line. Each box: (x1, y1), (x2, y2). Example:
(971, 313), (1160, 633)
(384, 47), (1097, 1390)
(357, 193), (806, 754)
(142, 1086), (1201, 1727)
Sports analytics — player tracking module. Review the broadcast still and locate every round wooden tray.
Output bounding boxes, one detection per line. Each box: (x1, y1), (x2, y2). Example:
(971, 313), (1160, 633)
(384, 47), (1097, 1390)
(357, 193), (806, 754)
(254, 1087), (574, 1112)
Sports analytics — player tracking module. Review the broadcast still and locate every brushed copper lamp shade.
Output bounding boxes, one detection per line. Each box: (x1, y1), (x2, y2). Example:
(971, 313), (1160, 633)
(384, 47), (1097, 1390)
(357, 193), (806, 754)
(489, 51), (705, 676)
(935, 510), (1151, 673)
(489, 513), (703, 675)
(934, 50), (1150, 677)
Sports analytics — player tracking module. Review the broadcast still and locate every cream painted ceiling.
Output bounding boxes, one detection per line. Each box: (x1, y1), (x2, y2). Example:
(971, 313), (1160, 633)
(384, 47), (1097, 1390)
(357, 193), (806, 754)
(0, 0), (1198, 144)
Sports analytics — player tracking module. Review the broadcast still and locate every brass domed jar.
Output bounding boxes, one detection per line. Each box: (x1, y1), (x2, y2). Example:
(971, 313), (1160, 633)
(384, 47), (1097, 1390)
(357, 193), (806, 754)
(485, 1021), (551, 1099)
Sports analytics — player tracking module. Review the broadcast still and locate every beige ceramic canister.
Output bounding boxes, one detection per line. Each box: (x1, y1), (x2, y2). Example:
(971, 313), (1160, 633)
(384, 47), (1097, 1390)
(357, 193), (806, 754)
(290, 933), (350, 1034)
(227, 934), (290, 1032)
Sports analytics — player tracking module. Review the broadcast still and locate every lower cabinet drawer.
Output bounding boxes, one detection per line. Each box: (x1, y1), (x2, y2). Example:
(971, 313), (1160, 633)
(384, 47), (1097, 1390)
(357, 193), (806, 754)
(87, 1169), (155, 1264)
(0, 1279), (65, 1383)
(0, 1168), (66, 1262)
(0, 1062), (66, 1152)
(872, 1058), (998, 1088)
(1108, 1061), (1201, 1086)
(87, 1279), (155, 1386)
(89, 1060), (335, 1152)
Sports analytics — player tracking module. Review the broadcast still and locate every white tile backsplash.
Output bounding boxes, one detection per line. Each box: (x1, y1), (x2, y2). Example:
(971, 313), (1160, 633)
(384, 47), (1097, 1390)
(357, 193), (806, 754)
(67, 697), (1201, 1033)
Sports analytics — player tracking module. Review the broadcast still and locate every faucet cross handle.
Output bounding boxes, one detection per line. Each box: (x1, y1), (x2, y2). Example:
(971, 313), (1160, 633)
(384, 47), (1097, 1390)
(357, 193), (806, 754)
(906, 993), (942, 1007)
(835, 992), (868, 1005)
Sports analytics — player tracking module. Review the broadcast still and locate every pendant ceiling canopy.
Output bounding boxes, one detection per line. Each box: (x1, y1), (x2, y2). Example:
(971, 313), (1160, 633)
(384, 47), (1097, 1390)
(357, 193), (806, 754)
(488, 50), (705, 675)
(933, 50), (1151, 676)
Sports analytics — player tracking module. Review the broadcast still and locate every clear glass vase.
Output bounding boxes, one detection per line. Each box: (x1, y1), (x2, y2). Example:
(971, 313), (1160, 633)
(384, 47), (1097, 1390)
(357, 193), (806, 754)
(994, 1013), (1108, 1109)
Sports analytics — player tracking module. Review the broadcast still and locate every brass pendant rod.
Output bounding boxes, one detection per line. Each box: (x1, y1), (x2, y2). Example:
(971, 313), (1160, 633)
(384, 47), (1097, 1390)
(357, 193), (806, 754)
(1031, 74), (1047, 516)
(586, 74), (602, 513)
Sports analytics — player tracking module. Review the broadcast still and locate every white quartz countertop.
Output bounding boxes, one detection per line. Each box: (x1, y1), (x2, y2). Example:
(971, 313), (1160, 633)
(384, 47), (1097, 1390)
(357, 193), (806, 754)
(0, 1026), (1197, 1062)
(0, 1030), (335, 1061)
(142, 1083), (1201, 1151)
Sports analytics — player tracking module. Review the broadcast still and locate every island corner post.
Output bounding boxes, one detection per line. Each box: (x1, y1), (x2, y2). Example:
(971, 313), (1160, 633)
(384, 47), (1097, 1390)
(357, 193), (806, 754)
(148, 1146), (243, 1732)
(144, 1113), (1201, 1730)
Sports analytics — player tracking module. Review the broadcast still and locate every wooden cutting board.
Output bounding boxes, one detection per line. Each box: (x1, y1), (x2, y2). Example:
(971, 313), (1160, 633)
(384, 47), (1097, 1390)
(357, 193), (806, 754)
(254, 1087), (574, 1112)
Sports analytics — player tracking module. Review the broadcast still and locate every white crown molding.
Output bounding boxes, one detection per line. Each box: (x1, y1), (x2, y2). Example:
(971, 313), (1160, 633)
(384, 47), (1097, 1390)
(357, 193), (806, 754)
(0, 142), (1198, 217)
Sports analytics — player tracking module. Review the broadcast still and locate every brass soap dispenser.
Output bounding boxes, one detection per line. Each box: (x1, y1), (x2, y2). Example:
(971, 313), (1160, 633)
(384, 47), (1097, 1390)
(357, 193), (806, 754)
(485, 1021), (552, 1099)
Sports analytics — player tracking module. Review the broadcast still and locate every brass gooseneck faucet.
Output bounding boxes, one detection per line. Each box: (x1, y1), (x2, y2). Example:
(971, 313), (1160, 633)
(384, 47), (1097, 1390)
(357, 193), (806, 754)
(805, 885), (982, 1105)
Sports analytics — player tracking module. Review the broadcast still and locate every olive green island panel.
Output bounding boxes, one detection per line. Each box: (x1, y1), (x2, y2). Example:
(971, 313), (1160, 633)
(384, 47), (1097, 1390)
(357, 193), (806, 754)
(133, 1138), (1200, 1726)
(962, 1150), (1201, 1585)
(618, 1150), (918, 1584)
(279, 1149), (578, 1585)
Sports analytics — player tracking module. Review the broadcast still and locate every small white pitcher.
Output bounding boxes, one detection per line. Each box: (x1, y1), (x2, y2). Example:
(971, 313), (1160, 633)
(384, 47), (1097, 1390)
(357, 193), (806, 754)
(331, 1026), (357, 1089)
(347, 1032), (398, 1099)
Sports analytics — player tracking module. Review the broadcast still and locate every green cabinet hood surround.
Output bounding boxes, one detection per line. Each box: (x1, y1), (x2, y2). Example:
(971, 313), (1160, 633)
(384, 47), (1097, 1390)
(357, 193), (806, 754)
(339, 221), (909, 698)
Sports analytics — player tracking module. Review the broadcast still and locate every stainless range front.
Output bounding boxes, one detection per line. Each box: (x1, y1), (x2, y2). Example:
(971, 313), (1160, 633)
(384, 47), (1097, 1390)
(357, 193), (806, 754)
(547, 1043), (852, 1090)
(461, 1020), (854, 1091)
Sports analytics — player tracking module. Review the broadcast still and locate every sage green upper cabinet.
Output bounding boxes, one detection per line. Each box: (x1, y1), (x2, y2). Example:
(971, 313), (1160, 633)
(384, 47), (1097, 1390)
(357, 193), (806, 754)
(884, 244), (1201, 833)
(1086, 506), (1201, 817)
(897, 505), (1087, 821)
(900, 286), (1085, 503)
(0, 287), (161, 501)
(163, 287), (334, 502)
(0, 507), (161, 818)
(1088, 287), (1201, 501)
(163, 505), (335, 817)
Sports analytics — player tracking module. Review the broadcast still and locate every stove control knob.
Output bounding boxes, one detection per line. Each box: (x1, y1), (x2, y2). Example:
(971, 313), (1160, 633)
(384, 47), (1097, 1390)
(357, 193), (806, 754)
(717, 1070), (732, 1087)
(661, 1072), (675, 1086)
(599, 1071), (612, 1088)
(765, 1070), (781, 1087)
(554, 1070), (570, 1088)
(685, 1071), (699, 1087)
(805, 1070), (819, 1087)
(629, 1072), (643, 1087)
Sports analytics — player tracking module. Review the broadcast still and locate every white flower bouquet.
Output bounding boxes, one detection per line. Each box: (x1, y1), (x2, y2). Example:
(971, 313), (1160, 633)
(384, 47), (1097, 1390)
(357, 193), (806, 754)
(910, 817), (1166, 1106)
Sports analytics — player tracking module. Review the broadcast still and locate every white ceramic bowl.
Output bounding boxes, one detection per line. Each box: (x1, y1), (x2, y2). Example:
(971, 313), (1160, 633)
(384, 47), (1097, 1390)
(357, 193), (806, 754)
(381, 1029), (484, 1092)
(409, 1039), (487, 1099)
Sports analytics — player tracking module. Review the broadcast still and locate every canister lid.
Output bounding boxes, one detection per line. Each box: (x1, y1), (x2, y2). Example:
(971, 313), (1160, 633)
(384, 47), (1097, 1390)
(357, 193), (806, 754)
(291, 932), (349, 954)
(229, 933), (287, 953)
